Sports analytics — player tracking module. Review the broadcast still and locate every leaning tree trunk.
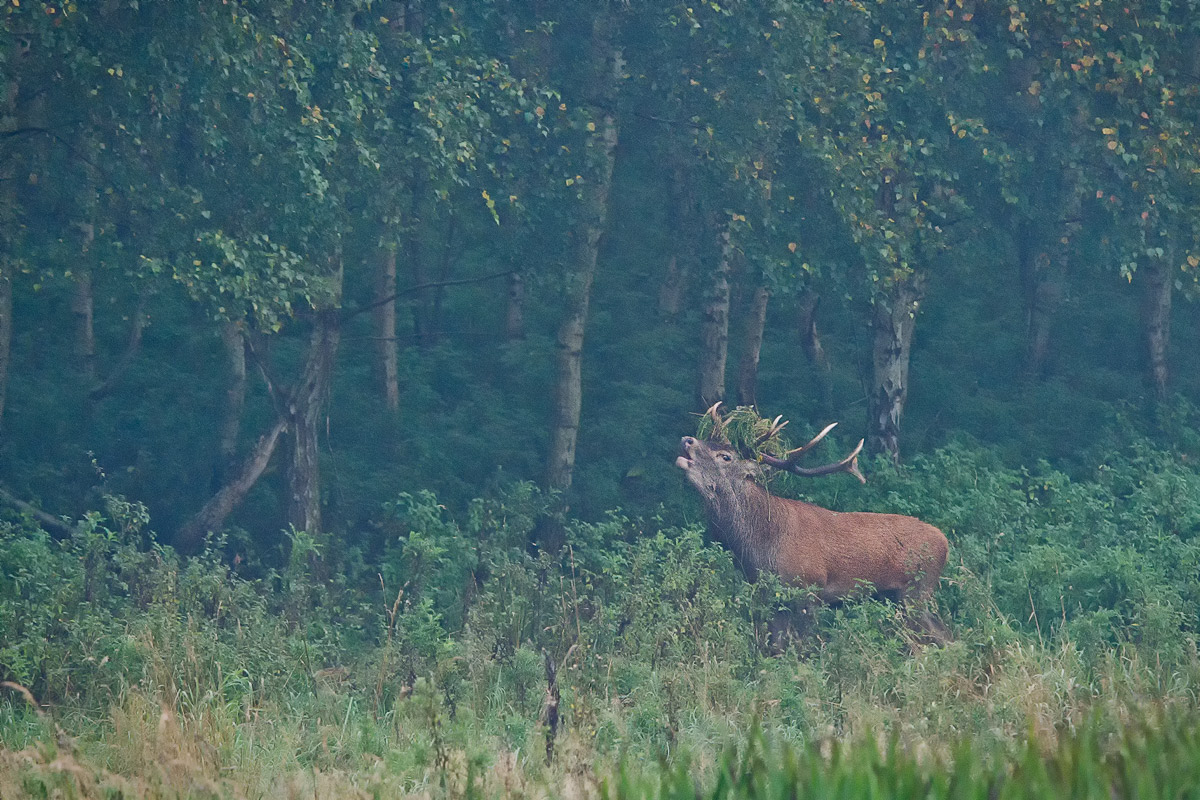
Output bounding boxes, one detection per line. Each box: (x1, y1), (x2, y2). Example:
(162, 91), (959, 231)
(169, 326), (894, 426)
(736, 285), (769, 408)
(373, 242), (400, 411)
(177, 417), (287, 551)
(545, 26), (621, 495)
(697, 218), (733, 409)
(1142, 245), (1173, 404)
(868, 280), (922, 463)
(797, 288), (834, 414)
(286, 305), (341, 534)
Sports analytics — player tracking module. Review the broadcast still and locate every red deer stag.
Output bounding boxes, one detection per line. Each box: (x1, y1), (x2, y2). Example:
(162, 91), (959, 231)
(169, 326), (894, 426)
(676, 404), (948, 641)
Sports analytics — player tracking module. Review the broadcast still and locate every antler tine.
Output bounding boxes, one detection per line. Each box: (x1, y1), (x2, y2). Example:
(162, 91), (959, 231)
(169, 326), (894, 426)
(761, 438), (866, 484)
(754, 415), (789, 446)
(704, 401), (726, 440)
(784, 421), (839, 460)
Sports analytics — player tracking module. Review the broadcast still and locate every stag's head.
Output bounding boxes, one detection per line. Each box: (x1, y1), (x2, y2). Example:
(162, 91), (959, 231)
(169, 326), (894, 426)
(676, 403), (866, 498)
(676, 436), (762, 503)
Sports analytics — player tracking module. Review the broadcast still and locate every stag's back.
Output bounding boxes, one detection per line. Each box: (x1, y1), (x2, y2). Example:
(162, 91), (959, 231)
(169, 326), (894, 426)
(770, 497), (948, 603)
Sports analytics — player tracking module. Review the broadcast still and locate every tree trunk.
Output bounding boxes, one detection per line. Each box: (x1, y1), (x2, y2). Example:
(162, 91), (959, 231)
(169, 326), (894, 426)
(696, 218), (732, 409)
(407, 174), (432, 349)
(0, 259), (11, 431)
(177, 417), (287, 550)
(505, 271), (525, 341)
(660, 158), (696, 322)
(373, 243), (400, 411)
(72, 228), (97, 384)
(86, 294), (147, 400)
(545, 28), (620, 494)
(797, 289), (833, 414)
(1017, 228), (1063, 381)
(658, 255), (685, 321)
(1016, 193), (1078, 380)
(217, 321), (248, 480)
(428, 213), (457, 346)
(286, 306), (341, 533)
(72, 126), (99, 384)
(0, 76), (15, 431)
(868, 280), (921, 463)
(1142, 248), (1173, 404)
(736, 285), (769, 408)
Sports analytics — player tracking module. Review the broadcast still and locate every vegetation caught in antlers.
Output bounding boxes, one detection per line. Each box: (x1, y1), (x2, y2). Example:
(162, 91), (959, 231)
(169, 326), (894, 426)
(693, 403), (866, 483)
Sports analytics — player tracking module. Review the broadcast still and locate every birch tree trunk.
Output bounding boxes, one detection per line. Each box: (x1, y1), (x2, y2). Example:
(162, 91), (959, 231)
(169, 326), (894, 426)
(736, 285), (769, 408)
(545, 24), (621, 494)
(696, 219), (732, 409)
(868, 280), (922, 463)
(178, 418), (287, 551)
(286, 302), (342, 534)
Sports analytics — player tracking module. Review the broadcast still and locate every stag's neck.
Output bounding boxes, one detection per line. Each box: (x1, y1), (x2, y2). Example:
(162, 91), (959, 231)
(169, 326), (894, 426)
(706, 478), (782, 574)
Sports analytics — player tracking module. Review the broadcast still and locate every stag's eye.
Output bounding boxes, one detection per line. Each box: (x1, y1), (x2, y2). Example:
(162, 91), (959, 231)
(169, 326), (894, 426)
(720, 453), (732, 462)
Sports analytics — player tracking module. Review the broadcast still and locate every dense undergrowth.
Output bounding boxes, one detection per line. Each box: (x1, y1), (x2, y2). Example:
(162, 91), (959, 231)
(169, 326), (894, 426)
(3, 437), (1200, 798)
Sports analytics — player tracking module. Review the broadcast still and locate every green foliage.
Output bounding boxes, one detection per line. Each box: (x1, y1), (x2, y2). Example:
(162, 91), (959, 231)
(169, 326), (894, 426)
(3, 436), (1200, 795)
(694, 405), (789, 460)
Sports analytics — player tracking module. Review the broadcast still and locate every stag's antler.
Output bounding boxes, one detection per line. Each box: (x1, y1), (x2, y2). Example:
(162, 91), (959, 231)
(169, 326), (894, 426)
(754, 415), (789, 446)
(703, 401), (726, 441)
(759, 421), (866, 484)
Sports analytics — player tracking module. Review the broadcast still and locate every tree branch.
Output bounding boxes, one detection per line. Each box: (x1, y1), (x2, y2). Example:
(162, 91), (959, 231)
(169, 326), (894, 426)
(343, 269), (514, 321)
(0, 485), (78, 538)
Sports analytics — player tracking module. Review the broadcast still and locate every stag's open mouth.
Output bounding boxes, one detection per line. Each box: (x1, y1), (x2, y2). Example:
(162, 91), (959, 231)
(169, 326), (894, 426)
(676, 439), (694, 469)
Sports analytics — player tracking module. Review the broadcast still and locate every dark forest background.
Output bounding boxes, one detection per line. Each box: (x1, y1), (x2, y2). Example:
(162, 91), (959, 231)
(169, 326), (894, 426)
(1, 0), (1197, 559)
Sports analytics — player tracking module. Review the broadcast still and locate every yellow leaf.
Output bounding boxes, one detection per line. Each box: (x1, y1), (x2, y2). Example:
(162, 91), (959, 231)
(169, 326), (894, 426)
(873, 38), (885, 48)
(1107, 140), (1118, 150)
(1188, 255), (1199, 267)
(586, 121), (596, 132)
(787, 242), (798, 253)
(1102, 127), (1116, 135)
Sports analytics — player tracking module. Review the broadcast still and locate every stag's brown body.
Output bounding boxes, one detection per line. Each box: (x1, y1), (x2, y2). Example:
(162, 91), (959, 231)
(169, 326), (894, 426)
(677, 435), (947, 604)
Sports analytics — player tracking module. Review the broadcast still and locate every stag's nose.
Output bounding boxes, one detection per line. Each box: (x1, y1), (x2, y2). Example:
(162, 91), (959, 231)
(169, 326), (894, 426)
(681, 436), (696, 447)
